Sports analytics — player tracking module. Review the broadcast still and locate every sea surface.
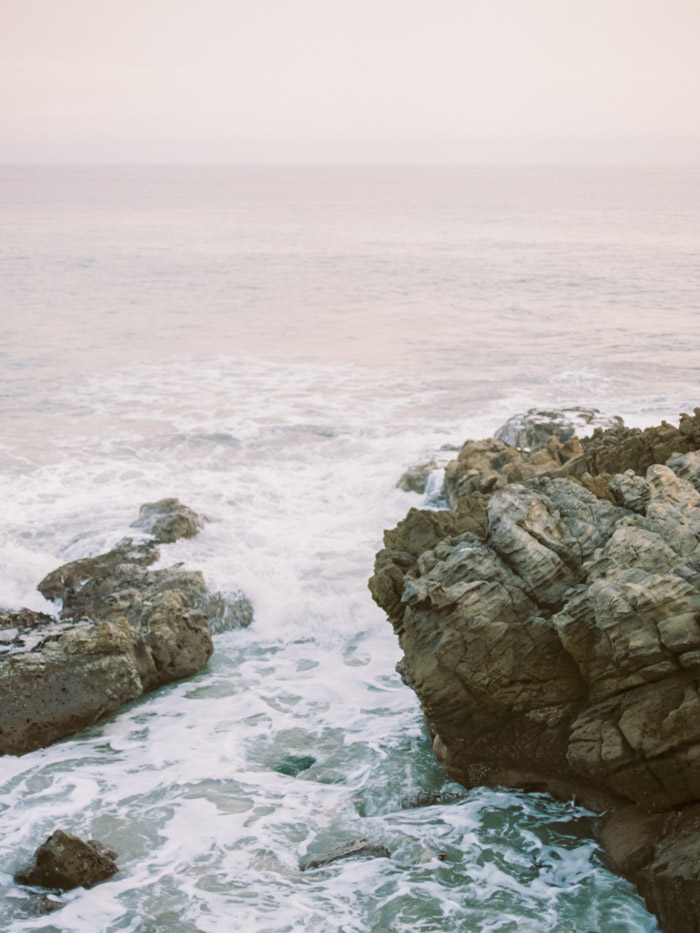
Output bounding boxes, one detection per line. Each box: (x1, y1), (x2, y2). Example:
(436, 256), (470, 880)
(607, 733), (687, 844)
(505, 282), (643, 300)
(1, 164), (699, 932)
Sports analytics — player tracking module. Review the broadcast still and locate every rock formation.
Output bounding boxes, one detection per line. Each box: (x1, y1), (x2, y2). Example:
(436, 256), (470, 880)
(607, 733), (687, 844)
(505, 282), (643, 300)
(130, 497), (204, 543)
(14, 831), (118, 891)
(300, 838), (391, 871)
(0, 500), (251, 757)
(494, 407), (624, 450)
(370, 410), (700, 933)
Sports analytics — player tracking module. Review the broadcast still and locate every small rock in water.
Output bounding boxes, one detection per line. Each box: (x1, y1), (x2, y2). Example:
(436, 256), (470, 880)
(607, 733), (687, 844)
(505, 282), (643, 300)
(131, 497), (203, 543)
(396, 461), (437, 494)
(14, 831), (118, 891)
(401, 790), (468, 809)
(300, 838), (391, 871)
(273, 754), (316, 777)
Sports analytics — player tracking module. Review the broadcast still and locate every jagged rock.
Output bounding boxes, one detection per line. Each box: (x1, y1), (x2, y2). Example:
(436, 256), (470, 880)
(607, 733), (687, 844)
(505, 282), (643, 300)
(494, 408), (624, 450)
(396, 461), (437, 494)
(0, 501), (251, 756)
(130, 497), (203, 543)
(370, 413), (700, 933)
(300, 838), (390, 871)
(580, 409), (700, 477)
(443, 436), (580, 515)
(14, 831), (118, 891)
(36, 539), (213, 690)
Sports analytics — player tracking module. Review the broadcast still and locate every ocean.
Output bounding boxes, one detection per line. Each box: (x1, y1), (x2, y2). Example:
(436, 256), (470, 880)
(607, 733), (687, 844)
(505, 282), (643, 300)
(1, 164), (698, 931)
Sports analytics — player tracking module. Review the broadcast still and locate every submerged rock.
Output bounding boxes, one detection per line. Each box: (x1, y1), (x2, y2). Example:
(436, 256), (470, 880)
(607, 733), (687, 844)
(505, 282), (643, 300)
(370, 411), (700, 932)
(273, 754), (316, 776)
(401, 789), (468, 809)
(300, 838), (390, 871)
(0, 501), (250, 756)
(14, 831), (118, 891)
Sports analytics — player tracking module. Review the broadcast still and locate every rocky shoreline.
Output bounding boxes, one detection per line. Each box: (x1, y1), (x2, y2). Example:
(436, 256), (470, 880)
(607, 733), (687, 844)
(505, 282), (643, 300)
(0, 498), (252, 758)
(371, 409), (700, 933)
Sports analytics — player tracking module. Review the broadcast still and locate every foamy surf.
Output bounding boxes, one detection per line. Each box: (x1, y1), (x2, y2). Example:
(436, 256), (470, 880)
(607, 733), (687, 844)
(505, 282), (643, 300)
(0, 356), (662, 932)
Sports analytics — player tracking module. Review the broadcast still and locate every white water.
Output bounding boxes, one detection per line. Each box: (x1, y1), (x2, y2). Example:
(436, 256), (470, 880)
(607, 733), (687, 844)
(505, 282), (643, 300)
(3, 164), (698, 931)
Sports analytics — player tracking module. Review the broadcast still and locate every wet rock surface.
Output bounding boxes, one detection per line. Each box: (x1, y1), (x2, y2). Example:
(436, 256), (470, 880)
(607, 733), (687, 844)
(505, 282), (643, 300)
(14, 831), (118, 891)
(370, 411), (700, 932)
(0, 501), (251, 756)
(130, 497), (204, 543)
(494, 407), (624, 451)
(300, 838), (391, 871)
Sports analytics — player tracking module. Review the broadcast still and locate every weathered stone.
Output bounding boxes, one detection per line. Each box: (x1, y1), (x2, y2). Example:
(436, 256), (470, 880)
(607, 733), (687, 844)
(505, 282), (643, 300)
(494, 408), (624, 451)
(0, 500), (253, 756)
(396, 461), (437, 494)
(14, 831), (118, 891)
(580, 409), (700, 477)
(300, 838), (390, 871)
(370, 412), (700, 932)
(0, 618), (152, 755)
(130, 497), (203, 543)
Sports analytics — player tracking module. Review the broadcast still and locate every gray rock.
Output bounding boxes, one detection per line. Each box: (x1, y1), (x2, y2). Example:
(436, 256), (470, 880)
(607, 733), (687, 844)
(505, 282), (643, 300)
(14, 831), (118, 891)
(300, 838), (390, 871)
(494, 408), (624, 451)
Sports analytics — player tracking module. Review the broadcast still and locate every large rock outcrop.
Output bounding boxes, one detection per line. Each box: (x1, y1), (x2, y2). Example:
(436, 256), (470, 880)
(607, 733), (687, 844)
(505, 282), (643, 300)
(370, 411), (700, 932)
(0, 499), (251, 756)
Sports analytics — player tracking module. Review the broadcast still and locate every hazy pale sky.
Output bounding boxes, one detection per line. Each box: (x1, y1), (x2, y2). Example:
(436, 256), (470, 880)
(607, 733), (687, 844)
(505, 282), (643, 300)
(2, 0), (700, 163)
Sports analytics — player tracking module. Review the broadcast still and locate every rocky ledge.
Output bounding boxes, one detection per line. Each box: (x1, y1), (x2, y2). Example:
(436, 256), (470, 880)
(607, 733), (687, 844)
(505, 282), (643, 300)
(0, 498), (252, 757)
(370, 410), (700, 933)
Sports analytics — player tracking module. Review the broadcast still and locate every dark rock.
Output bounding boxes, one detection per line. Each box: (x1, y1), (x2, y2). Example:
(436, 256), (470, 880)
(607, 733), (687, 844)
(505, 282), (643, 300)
(369, 412), (700, 932)
(130, 497), (203, 543)
(401, 790), (468, 809)
(273, 755), (316, 776)
(14, 831), (118, 891)
(300, 838), (391, 871)
(602, 804), (700, 933)
(494, 408), (624, 451)
(0, 608), (54, 630)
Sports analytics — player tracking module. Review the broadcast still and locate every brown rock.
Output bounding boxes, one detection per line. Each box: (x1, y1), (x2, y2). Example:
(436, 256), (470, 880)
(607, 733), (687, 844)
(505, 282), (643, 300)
(14, 831), (118, 891)
(369, 413), (700, 932)
(130, 497), (204, 543)
(0, 501), (251, 756)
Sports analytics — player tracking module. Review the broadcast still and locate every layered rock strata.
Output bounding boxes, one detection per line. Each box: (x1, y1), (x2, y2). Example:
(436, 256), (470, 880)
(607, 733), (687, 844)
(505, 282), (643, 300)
(370, 411), (700, 932)
(0, 499), (251, 756)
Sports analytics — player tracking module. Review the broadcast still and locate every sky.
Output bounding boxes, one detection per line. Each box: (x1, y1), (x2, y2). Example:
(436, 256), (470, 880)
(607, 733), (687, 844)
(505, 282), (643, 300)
(2, 0), (700, 163)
